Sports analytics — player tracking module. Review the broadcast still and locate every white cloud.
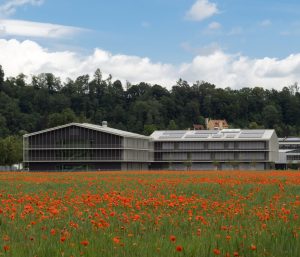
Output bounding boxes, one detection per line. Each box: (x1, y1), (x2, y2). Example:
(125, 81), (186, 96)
(181, 42), (222, 56)
(0, 39), (300, 90)
(0, 19), (85, 38)
(0, 0), (43, 17)
(186, 0), (219, 21)
(208, 21), (221, 30)
(228, 26), (243, 36)
(0, 39), (176, 86)
(260, 19), (272, 27)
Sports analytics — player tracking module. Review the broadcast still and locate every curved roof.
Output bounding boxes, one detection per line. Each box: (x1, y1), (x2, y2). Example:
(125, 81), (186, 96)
(24, 123), (149, 140)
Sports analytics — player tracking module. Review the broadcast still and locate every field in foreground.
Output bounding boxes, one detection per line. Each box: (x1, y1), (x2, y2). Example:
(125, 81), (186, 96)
(0, 171), (299, 257)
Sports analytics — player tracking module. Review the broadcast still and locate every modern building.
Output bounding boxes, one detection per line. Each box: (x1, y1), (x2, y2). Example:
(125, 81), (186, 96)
(23, 123), (279, 171)
(23, 122), (151, 171)
(150, 129), (278, 170)
(276, 137), (300, 169)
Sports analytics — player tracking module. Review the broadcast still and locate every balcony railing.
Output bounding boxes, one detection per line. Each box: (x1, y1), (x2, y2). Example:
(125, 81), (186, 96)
(154, 149), (268, 152)
(24, 157), (123, 161)
(25, 144), (123, 149)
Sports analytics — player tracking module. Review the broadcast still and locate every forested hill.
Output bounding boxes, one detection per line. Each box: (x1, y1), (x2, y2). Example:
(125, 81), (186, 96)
(1, 65), (300, 138)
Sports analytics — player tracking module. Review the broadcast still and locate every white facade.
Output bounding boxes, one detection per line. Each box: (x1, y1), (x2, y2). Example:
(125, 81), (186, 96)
(150, 129), (278, 170)
(276, 138), (300, 169)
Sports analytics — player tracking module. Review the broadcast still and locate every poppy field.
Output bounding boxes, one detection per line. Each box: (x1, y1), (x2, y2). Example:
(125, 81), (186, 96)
(0, 171), (299, 257)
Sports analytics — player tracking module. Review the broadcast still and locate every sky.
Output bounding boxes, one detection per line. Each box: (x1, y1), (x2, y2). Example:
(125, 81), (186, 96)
(0, 0), (300, 90)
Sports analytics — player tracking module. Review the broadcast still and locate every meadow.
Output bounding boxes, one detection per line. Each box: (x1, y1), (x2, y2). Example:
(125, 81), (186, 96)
(0, 171), (299, 257)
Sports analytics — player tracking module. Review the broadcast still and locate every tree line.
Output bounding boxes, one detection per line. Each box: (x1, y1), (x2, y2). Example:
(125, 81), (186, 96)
(0, 65), (300, 165)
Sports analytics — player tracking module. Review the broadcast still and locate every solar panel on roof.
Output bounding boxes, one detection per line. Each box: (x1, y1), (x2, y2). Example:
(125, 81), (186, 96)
(159, 135), (183, 139)
(226, 134), (237, 138)
(222, 129), (240, 133)
(241, 130), (265, 134)
(238, 134), (263, 138)
(163, 131), (185, 134)
(212, 134), (222, 138)
(194, 131), (218, 134)
(185, 134), (209, 138)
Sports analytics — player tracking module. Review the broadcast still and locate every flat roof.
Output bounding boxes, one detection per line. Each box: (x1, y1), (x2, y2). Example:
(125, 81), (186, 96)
(150, 129), (276, 141)
(278, 137), (300, 142)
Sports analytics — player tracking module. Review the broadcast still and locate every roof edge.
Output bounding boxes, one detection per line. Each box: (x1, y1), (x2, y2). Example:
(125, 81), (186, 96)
(24, 123), (149, 139)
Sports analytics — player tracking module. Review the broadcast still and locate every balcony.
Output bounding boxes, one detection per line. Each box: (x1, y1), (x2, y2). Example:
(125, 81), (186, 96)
(24, 156), (123, 161)
(25, 144), (123, 149)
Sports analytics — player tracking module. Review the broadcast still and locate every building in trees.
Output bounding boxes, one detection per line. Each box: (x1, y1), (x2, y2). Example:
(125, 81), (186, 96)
(23, 124), (279, 171)
(276, 137), (300, 169)
(23, 122), (151, 171)
(150, 129), (278, 170)
(205, 118), (229, 130)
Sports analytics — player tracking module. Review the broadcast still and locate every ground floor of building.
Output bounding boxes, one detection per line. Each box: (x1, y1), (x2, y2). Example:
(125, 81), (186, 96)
(24, 161), (275, 171)
(150, 162), (270, 170)
(25, 162), (149, 171)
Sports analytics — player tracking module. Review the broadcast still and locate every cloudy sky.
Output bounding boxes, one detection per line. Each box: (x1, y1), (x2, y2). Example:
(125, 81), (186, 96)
(0, 0), (300, 89)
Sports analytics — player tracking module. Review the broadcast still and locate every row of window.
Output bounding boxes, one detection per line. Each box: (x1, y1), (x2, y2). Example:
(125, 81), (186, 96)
(156, 151), (267, 161)
(25, 149), (122, 161)
(24, 149), (151, 162)
(287, 155), (300, 160)
(279, 144), (300, 149)
(157, 141), (267, 150)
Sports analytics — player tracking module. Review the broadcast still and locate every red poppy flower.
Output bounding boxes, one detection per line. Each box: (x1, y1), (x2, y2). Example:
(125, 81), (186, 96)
(170, 235), (176, 242)
(80, 240), (89, 246)
(213, 249), (221, 255)
(176, 245), (183, 252)
(113, 237), (120, 244)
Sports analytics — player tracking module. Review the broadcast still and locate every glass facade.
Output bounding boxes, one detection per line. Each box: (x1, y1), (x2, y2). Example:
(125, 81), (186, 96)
(23, 125), (150, 171)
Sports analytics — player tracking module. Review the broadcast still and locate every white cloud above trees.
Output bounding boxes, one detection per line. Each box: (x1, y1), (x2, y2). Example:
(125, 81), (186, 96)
(0, 39), (299, 90)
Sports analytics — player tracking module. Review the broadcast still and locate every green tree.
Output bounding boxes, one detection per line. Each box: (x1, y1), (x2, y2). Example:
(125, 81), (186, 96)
(0, 65), (4, 91)
(0, 114), (9, 137)
(167, 120), (177, 130)
(262, 105), (281, 128)
(0, 136), (22, 166)
(47, 108), (78, 127)
(143, 124), (157, 136)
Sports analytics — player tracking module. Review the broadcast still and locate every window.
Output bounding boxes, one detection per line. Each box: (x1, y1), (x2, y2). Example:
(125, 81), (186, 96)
(208, 142), (224, 150)
(287, 155), (300, 160)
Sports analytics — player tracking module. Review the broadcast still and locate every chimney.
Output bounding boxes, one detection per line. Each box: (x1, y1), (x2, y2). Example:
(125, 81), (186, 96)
(205, 118), (209, 129)
(102, 121), (108, 127)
